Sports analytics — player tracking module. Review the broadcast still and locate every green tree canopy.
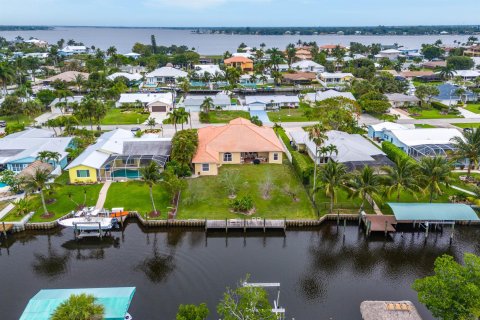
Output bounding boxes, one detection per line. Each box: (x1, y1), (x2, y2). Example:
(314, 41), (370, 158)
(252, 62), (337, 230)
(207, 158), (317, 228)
(51, 293), (104, 320)
(446, 56), (475, 70)
(176, 303), (209, 320)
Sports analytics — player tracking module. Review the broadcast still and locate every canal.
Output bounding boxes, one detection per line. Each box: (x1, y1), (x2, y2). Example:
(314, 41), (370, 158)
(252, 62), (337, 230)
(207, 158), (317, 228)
(1, 220), (479, 319)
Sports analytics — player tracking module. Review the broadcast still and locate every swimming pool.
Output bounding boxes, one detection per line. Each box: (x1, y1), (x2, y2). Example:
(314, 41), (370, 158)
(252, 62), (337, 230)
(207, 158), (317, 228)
(0, 182), (7, 188)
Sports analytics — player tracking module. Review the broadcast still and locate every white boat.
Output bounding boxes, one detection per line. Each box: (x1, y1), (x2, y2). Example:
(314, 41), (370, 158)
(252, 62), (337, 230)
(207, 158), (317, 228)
(58, 216), (114, 231)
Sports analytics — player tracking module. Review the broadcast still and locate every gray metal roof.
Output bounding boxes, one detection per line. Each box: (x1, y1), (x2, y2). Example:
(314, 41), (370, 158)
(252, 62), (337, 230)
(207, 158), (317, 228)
(123, 140), (171, 156)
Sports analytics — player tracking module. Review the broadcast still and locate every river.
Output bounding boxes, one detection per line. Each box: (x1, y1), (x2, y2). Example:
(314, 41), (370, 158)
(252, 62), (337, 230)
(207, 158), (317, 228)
(0, 27), (471, 55)
(1, 220), (479, 319)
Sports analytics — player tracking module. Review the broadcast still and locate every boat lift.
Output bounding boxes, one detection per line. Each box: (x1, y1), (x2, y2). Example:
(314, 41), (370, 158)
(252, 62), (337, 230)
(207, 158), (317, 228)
(242, 282), (285, 319)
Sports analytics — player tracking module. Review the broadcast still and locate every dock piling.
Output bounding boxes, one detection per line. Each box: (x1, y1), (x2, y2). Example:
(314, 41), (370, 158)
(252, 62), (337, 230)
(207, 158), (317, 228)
(2, 222), (6, 239)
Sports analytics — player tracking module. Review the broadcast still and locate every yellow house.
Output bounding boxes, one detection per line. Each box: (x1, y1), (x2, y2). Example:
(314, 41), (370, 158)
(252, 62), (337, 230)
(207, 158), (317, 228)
(68, 165), (97, 184)
(192, 118), (284, 176)
(224, 56), (254, 72)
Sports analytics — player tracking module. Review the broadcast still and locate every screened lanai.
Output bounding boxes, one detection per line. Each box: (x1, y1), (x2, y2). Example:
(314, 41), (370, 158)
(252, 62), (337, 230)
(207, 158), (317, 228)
(407, 143), (457, 160)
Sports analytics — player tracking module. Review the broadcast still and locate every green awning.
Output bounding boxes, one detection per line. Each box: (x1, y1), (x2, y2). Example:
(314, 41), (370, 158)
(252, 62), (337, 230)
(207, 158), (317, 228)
(388, 203), (480, 222)
(20, 287), (136, 320)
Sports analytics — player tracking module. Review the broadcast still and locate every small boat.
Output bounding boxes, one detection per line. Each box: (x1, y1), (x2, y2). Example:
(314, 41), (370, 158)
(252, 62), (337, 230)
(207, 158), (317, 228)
(58, 216), (114, 231)
(110, 207), (129, 223)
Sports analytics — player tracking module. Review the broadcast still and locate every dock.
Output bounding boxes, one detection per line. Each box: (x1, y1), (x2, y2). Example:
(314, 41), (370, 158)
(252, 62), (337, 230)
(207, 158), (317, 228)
(361, 214), (397, 236)
(0, 222), (13, 239)
(206, 219), (286, 233)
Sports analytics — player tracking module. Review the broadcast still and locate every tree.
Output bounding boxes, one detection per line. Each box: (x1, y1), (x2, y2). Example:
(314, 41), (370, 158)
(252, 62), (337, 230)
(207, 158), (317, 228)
(162, 167), (187, 204)
(419, 156), (453, 203)
(147, 117), (157, 130)
(217, 276), (276, 320)
(383, 156), (420, 201)
(450, 128), (480, 177)
(447, 56), (474, 70)
(106, 46), (117, 57)
(20, 168), (54, 217)
(179, 78), (190, 96)
(308, 124), (327, 193)
(75, 97), (106, 130)
(36, 89), (56, 108)
(37, 150), (61, 168)
(412, 253), (480, 320)
(0, 95), (23, 123)
(176, 303), (209, 320)
(438, 66), (455, 81)
(176, 107), (190, 130)
(250, 115), (262, 126)
(415, 85), (440, 107)
(316, 160), (348, 213)
(139, 161), (162, 215)
(421, 44), (444, 61)
(285, 44), (297, 67)
(220, 169), (242, 198)
(347, 165), (382, 211)
(200, 97), (214, 114)
(306, 97), (360, 133)
(51, 293), (104, 320)
(0, 62), (15, 95)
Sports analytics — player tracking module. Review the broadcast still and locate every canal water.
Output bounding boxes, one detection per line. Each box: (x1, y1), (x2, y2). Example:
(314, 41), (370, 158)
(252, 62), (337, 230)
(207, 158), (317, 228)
(1, 220), (479, 320)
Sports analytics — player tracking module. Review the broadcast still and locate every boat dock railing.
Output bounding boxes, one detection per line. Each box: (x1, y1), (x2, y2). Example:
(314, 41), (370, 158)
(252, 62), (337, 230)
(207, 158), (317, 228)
(206, 218), (286, 233)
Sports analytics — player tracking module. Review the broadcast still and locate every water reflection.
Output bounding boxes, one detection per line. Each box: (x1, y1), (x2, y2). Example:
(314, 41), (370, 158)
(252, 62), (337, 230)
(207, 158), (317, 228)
(135, 233), (175, 283)
(61, 237), (120, 261)
(32, 234), (70, 279)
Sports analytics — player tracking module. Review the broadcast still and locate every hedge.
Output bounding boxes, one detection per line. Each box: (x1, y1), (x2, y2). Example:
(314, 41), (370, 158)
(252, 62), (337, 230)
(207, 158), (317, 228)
(5, 123), (25, 135)
(381, 141), (413, 163)
(292, 151), (314, 185)
(431, 101), (449, 111)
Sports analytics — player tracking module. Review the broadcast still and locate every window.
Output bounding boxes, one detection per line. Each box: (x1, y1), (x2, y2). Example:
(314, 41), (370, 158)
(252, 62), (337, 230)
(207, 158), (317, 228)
(223, 152), (232, 162)
(202, 164), (209, 172)
(10, 163), (26, 172)
(273, 153), (279, 161)
(76, 170), (90, 178)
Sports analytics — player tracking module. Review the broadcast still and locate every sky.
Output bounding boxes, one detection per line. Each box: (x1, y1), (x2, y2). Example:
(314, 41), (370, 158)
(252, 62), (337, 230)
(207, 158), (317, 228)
(1, 0), (479, 27)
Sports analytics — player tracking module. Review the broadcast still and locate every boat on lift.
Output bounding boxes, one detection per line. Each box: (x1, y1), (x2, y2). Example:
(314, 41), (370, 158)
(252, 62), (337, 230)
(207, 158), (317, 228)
(59, 207), (115, 231)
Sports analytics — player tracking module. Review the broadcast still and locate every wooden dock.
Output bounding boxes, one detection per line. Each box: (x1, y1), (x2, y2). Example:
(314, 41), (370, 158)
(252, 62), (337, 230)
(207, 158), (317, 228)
(0, 222), (13, 239)
(361, 214), (397, 236)
(206, 219), (286, 233)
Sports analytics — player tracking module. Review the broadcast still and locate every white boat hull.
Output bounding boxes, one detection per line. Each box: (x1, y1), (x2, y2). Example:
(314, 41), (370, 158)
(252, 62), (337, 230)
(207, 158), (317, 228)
(59, 217), (114, 230)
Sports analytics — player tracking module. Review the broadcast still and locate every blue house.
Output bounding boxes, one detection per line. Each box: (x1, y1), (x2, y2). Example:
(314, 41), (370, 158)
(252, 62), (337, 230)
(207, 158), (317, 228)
(367, 122), (410, 141)
(432, 83), (477, 105)
(0, 128), (73, 174)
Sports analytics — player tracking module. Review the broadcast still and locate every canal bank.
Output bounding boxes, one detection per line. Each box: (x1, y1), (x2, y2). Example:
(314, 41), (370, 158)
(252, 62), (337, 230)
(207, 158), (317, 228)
(1, 220), (479, 319)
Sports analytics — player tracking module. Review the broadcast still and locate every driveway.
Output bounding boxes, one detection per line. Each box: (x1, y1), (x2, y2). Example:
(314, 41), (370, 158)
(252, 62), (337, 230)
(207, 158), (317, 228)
(249, 110), (271, 124)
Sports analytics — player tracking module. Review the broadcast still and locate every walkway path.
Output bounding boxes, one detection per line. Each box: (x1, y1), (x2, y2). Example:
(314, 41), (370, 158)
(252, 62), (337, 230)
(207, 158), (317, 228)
(457, 107), (480, 119)
(390, 108), (413, 120)
(95, 181), (112, 210)
(451, 185), (476, 196)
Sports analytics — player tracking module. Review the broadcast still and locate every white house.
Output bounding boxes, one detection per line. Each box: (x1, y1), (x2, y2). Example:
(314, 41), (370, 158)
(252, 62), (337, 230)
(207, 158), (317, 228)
(182, 93), (231, 112)
(451, 70), (480, 82)
(382, 128), (463, 160)
(122, 52), (141, 59)
(291, 60), (325, 73)
(245, 95), (300, 110)
(304, 89), (356, 102)
(290, 130), (393, 170)
(59, 46), (88, 56)
(193, 64), (224, 77)
(145, 65), (188, 86)
(318, 72), (354, 86)
(375, 49), (402, 61)
(117, 93), (173, 113)
(385, 93), (421, 108)
(367, 122), (411, 140)
(120, 65), (147, 74)
(107, 72), (143, 82)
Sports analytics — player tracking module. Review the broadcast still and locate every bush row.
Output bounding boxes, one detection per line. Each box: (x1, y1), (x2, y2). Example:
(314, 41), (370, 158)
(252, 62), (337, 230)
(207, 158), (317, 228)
(381, 141), (412, 163)
(292, 151), (314, 185)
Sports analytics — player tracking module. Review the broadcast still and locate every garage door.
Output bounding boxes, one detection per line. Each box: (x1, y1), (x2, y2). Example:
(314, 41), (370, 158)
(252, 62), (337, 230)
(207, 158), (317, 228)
(151, 105), (166, 112)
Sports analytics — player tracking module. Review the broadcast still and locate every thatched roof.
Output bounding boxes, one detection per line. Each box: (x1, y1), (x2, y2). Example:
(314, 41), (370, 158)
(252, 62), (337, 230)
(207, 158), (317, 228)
(17, 161), (53, 179)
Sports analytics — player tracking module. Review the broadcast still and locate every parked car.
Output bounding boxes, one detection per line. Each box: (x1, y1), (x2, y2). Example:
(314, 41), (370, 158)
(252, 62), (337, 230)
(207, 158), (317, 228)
(130, 127), (141, 133)
(0, 120), (6, 128)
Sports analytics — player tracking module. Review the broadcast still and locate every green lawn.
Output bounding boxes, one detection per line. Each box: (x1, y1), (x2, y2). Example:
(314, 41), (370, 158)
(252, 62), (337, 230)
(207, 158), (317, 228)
(104, 181), (172, 218)
(1, 183), (103, 223)
(99, 108), (149, 125)
(408, 108), (462, 119)
(0, 114), (33, 125)
(201, 111), (251, 124)
(268, 108), (310, 122)
(177, 164), (316, 220)
(450, 172), (480, 193)
(465, 104), (480, 114)
(314, 189), (376, 215)
(415, 124), (436, 128)
(412, 80), (443, 87)
(453, 123), (480, 129)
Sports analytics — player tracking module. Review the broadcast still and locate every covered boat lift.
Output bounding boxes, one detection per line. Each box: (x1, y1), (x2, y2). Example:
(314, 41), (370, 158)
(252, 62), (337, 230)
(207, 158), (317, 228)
(388, 203), (480, 239)
(20, 287), (136, 320)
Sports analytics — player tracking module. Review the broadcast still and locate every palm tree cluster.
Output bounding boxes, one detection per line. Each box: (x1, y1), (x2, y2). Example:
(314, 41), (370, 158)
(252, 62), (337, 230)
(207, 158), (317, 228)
(316, 155), (453, 213)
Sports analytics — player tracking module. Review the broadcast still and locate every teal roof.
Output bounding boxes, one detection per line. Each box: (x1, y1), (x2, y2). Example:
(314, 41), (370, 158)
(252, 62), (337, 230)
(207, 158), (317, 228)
(388, 203), (480, 221)
(20, 287), (136, 320)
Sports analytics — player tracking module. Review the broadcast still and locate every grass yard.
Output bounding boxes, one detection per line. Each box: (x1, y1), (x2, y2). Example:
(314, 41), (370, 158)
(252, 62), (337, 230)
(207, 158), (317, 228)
(464, 104), (480, 114)
(412, 80), (443, 87)
(177, 164), (316, 220)
(100, 108), (149, 125)
(268, 108), (310, 122)
(0, 114), (33, 125)
(104, 181), (172, 218)
(1, 183), (103, 222)
(201, 111), (251, 124)
(314, 189), (376, 215)
(408, 108), (462, 119)
(450, 172), (480, 193)
(453, 123), (480, 129)
(415, 124), (436, 128)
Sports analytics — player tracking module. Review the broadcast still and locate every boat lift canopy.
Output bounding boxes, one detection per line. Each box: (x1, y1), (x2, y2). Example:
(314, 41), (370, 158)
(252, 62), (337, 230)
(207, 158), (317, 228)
(388, 203), (480, 222)
(20, 287), (136, 320)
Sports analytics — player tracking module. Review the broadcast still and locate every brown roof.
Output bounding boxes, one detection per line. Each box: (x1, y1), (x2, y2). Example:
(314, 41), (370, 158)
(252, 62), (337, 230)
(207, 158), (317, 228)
(17, 161), (53, 179)
(192, 118), (284, 164)
(44, 71), (89, 83)
(422, 61), (447, 68)
(400, 71), (434, 78)
(224, 56), (253, 64)
(283, 72), (317, 81)
(320, 44), (345, 50)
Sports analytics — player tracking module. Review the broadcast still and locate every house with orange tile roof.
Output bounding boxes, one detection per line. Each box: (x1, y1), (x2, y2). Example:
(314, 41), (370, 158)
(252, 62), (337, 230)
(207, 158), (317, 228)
(320, 44), (346, 54)
(224, 56), (254, 72)
(192, 118), (284, 176)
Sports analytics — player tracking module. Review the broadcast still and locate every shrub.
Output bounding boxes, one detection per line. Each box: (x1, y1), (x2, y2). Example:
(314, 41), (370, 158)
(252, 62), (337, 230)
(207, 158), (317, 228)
(382, 141), (413, 163)
(230, 195), (254, 213)
(171, 129), (198, 167)
(431, 101), (449, 111)
(292, 151), (314, 185)
(199, 112), (210, 123)
(5, 123), (25, 135)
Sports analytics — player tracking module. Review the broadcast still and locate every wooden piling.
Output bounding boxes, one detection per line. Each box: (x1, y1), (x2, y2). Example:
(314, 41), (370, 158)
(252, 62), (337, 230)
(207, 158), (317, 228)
(2, 222), (6, 239)
(384, 221), (388, 236)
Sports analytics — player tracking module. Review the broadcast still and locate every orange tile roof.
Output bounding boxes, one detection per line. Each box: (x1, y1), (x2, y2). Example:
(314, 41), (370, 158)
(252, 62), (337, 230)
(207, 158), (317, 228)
(320, 44), (345, 49)
(192, 118), (284, 164)
(400, 71), (434, 78)
(224, 56), (253, 64)
(283, 72), (317, 81)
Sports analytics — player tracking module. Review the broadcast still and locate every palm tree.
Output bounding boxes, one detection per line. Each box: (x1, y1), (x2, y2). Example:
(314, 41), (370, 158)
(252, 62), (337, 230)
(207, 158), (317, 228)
(285, 44), (297, 68)
(450, 128), (480, 177)
(316, 160), (348, 213)
(308, 124), (328, 193)
(0, 62), (14, 96)
(347, 166), (382, 211)
(200, 97), (214, 114)
(166, 108), (179, 133)
(21, 168), (54, 217)
(147, 117), (157, 130)
(383, 157), (420, 201)
(51, 293), (104, 320)
(74, 74), (84, 92)
(179, 78), (190, 96)
(139, 161), (161, 216)
(438, 66), (455, 81)
(106, 46), (117, 57)
(176, 107), (189, 130)
(419, 156), (453, 203)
